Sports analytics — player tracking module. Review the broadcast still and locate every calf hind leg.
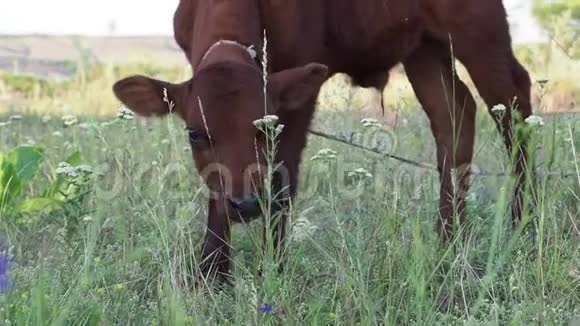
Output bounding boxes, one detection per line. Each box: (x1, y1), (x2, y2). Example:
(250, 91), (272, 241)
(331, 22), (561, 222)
(458, 43), (533, 225)
(404, 37), (477, 240)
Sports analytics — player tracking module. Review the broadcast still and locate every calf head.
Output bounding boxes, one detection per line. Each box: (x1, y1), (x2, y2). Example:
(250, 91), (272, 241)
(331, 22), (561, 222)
(113, 61), (328, 220)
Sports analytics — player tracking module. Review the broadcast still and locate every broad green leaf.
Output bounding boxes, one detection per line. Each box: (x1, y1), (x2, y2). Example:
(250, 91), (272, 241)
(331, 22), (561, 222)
(7, 145), (44, 184)
(65, 151), (82, 166)
(16, 197), (62, 214)
(0, 159), (22, 211)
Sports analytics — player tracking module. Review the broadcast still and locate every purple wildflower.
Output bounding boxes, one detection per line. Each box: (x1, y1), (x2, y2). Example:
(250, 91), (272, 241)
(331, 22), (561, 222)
(0, 252), (9, 292)
(259, 303), (274, 314)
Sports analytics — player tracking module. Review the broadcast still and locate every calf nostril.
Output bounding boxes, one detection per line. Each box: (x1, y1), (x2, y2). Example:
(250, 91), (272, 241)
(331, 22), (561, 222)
(228, 197), (244, 210)
(228, 195), (260, 214)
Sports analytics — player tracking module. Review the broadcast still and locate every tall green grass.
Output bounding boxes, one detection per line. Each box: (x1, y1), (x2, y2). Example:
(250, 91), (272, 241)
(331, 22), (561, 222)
(0, 58), (578, 324)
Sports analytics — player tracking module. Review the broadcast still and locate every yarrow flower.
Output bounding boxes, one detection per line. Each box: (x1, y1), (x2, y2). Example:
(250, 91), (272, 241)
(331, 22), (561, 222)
(52, 131), (63, 137)
(42, 115), (52, 123)
(117, 106), (134, 120)
(348, 167), (373, 179)
(56, 162), (79, 178)
(291, 216), (318, 242)
(76, 165), (94, 175)
(361, 118), (382, 129)
(525, 115), (544, 127)
(0, 251), (10, 293)
(9, 115), (23, 121)
(0, 121), (11, 127)
(55, 162), (94, 179)
(62, 115), (78, 127)
(274, 124), (285, 136)
(491, 104), (507, 116)
(311, 148), (338, 162)
(253, 115), (280, 129)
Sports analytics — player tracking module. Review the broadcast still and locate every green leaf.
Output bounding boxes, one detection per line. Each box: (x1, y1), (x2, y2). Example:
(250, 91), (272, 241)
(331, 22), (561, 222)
(6, 145), (44, 184)
(65, 151), (82, 166)
(16, 197), (63, 214)
(0, 158), (22, 211)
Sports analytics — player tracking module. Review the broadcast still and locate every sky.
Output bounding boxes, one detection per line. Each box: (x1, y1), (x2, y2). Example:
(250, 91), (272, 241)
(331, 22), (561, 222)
(0, 0), (545, 43)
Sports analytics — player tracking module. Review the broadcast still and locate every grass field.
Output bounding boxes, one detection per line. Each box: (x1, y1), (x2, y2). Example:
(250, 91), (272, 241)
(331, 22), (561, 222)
(0, 55), (579, 325)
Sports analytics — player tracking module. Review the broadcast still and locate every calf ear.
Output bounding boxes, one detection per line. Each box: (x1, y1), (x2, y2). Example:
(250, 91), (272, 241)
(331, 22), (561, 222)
(270, 63), (329, 111)
(113, 75), (188, 117)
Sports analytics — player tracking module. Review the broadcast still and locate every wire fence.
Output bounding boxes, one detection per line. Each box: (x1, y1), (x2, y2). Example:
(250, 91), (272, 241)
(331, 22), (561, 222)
(308, 110), (579, 179)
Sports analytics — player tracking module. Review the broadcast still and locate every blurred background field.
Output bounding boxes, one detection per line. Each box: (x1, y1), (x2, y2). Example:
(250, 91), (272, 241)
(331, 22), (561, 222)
(0, 34), (578, 121)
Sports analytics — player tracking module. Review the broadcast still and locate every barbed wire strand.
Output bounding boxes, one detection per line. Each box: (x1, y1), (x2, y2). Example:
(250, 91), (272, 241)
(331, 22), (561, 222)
(307, 129), (578, 179)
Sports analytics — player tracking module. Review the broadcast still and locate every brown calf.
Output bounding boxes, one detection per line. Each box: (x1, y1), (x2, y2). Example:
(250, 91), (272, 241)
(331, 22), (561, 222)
(113, 0), (533, 282)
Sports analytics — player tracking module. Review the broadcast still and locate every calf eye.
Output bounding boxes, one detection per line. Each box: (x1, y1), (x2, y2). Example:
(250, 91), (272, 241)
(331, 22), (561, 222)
(185, 127), (209, 146)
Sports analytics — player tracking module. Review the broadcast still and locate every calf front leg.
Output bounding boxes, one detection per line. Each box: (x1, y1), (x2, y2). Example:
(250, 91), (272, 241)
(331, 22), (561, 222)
(198, 198), (232, 283)
(262, 168), (293, 270)
(265, 98), (317, 269)
(404, 36), (477, 240)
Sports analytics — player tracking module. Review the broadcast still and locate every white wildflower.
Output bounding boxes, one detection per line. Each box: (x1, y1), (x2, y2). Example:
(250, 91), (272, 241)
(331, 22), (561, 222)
(348, 167), (373, 179)
(82, 215), (94, 222)
(76, 165), (94, 175)
(9, 115), (23, 121)
(525, 115), (544, 127)
(291, 216), (318, 243)
(361, 118), (382, 129)
(25, 137), (36, 145)
(253, 115), (280, 129)
(52, 131), (63, 137)
(117, 106), (134, 120)
(161, 139), (171, 145)
(62, 115), (78, 127)
(311, 148), (338, 162)
(0, 121), (10, 127)
(274, 124), (285, 136)
(42, 115), (52, 123)
(56, 162), (79, 178)
(491, 104), (507, 115)
(152, 161), (159, 167)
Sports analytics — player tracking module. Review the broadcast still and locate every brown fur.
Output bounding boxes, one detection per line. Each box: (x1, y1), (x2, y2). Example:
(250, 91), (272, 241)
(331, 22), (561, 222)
(113, 0), (533, 282)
